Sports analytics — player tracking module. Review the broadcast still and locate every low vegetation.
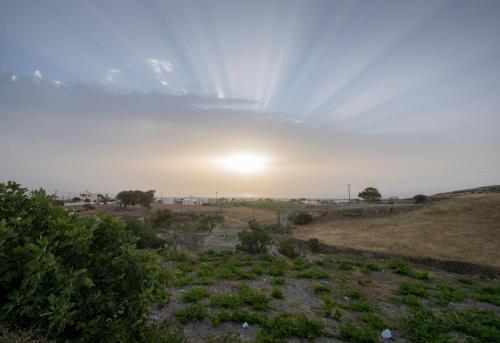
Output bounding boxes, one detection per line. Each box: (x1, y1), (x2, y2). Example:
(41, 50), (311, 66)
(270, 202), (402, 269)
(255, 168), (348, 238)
(2, 181), (500, 342)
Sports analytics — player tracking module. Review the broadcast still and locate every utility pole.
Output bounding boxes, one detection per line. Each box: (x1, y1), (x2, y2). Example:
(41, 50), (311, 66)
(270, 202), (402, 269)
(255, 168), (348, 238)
(215, 192), (218, 207)
(347, 184), (351, 208)
(160, 191), (163, 204)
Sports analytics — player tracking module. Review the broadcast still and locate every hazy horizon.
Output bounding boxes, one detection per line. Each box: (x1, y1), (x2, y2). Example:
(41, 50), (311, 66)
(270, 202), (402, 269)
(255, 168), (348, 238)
(1, 0), (500, 198)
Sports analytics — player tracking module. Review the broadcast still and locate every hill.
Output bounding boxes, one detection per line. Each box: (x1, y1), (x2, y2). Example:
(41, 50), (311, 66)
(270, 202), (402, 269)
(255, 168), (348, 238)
(293, 193), (500, 268)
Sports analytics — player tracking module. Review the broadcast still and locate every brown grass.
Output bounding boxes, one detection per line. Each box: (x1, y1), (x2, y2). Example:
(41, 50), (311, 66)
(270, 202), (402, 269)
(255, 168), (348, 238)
(293, 193), (500, 268)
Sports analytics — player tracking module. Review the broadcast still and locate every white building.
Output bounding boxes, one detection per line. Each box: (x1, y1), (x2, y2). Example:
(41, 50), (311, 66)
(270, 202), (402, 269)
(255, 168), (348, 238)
(182, 196), (201, 205)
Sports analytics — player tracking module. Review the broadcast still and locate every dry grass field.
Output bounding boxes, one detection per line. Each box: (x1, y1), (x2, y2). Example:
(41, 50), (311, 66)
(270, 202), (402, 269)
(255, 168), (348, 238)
(293, 193), (500, 268)
(294, 194), (500, 267)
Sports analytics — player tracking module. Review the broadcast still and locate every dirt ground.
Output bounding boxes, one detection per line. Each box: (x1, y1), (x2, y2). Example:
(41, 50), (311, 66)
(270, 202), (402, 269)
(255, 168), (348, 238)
(293, 194), (500, 268)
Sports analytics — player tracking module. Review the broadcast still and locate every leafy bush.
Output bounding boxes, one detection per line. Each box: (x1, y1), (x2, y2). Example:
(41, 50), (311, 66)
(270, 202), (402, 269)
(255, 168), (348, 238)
(82, 203), (94, 210)
(339, 323), (378, 343)
(293, 212), (313, 225)
(174, 304), (207, 324)
(388, 259), (430, 280)
(313, 284), (331, 295)
(116, 189), (155, 208)
(197, 213), (224, 232)
(0, 182), (169, 341)
(296, 270), (330, 279)
(413, 194), (428, 204)
(271, 277), (286, 285)
(150, 208), (173, 229)
(474, 285), (500, 305)
(236, 222), (271, 254)
(124, 218), (166, 249)
(402, 308), (450, 343)
(278, 238), (301, 259)
(210, 294), (240, 309)
(180, 287), (209, 303)
(258, 313), (324, 340)
(397, 282), (429, 297)
(307, 238), (321, 253)
(271, 288), (284, 299)
(237, 284), (270, 311)
(435, 284), (464, 305)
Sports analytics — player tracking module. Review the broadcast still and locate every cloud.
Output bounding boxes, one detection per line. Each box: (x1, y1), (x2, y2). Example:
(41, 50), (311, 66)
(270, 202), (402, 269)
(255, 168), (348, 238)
(33, 70), (42, 80)
(146, 58), (173, 76)
(53, 80), (63, 87)
(160, 80), (168, 87)
(216, 88), (224, 99)
(10, 74), (17, 82)
(103, 68), (121, 84)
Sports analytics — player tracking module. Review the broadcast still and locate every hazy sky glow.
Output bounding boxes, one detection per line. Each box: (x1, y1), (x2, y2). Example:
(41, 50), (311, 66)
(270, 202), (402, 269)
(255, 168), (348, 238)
(1, 0), (500, 198)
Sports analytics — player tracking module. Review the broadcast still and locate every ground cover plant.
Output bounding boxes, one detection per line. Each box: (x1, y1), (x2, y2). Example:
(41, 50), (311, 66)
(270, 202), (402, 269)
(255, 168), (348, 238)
(2, 182), (500, 342)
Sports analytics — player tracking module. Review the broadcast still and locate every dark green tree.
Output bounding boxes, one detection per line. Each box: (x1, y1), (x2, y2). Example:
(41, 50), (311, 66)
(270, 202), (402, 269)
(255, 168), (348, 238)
(358, 187), (382, 202)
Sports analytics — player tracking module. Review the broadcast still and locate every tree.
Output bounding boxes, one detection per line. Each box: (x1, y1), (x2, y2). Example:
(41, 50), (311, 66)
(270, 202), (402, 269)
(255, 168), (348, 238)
(293, 212), (313, 225)
(237, 221), (271, 254)
(413, 194), (428, 204)
(150, 208), (174, 229)
(0, 181), (169, 341)
(358, 187), (381, 202)
(116, 190), (156, 209)
(197, 213), (224, 232)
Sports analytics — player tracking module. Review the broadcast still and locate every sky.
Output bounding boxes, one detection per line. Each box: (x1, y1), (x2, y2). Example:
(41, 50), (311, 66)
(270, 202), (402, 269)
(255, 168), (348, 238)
(1, 0), (500, 198)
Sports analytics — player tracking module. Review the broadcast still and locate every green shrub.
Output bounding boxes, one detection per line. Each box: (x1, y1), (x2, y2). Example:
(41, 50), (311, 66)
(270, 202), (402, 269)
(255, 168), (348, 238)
(258, 313), (324, 340)
(180, 287), (209, 303)
(435, 284), (465, 305)
(293, 212), (313, 225)
(236, 222), (271, 254)
(271, 288), (284, 299)
(150, 208), (173, 229)
(278, 238), (301, 259)
(449, 308), (500, 342)
(210, 294), (240, 309)
(337, 259), (355, 271)
(321, 295), (336, 318)
(474, 285), (500, 306)
(307, 238), (321, 253)
(340, 323), (378, 343)
(82, 203), (95, 210)
(360, 312), (385, 330)
(0, 182), (169, 341)
(160, 249), (190, 262)
(124, 218), (166, 249)
(174, 304), (208, 324)
(313, 284), (331, 295)
(345, 289), (365, 300)
(397, 282), (428, 297)
(388, 259), (430, 280)
(296, 270), (330, 279)
(271, 277), (286, 285)
(413, 194), (428, 204)
(402, 308), (450, 343)
(456, 275), (474, 285)
(237, 284), (270, 311)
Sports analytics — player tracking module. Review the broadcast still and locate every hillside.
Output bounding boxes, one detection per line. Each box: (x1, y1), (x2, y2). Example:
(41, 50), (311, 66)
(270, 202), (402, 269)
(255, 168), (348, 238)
(293, 193), (500, 268)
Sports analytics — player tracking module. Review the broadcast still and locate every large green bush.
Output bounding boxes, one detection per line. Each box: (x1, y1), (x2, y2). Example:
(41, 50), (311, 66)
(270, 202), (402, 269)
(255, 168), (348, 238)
(0, 182), (169, 341)
(236, 221), (271, 254)
(123, 218), (166, 249)
(293, 212), (313, 225)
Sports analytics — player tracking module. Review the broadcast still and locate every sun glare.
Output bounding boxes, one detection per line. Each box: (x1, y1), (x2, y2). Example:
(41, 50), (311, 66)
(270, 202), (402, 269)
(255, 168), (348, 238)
(216, 153), (269, 174)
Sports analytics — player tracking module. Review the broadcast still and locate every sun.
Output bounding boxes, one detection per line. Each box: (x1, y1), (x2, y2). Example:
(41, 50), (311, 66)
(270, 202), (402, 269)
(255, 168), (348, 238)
(216, 153), (269, 174)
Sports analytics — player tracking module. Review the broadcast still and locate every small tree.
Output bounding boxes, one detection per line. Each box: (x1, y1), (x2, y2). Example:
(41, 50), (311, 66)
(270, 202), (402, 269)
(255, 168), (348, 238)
(413, 194), (428, 204)
(293, 212), (313, 225)
(237, 222), (271, 254)
(197, 213), (224, 232)
(308, 238), (321, 253)
(358, 187), (381, 202)
(150, 208), (174, 229)
(278, 238), (301, 259)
